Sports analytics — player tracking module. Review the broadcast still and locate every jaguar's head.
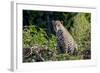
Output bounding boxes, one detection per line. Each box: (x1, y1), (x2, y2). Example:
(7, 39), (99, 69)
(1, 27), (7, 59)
(52, 20), (63, 32)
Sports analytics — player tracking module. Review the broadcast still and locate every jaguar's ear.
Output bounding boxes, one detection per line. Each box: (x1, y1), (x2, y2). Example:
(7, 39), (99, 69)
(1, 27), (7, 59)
(61, 21), (63, 24)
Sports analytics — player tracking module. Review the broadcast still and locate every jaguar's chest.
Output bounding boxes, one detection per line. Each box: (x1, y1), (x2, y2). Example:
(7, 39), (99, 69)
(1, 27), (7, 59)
(56, 30), (65, 45)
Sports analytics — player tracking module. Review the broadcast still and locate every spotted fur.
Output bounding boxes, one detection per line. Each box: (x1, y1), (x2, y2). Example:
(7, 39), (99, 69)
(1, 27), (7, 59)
(52, 20), (77, 54)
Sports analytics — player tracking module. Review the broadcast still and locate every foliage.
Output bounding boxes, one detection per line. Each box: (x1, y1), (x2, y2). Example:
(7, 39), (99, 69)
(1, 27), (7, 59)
(23, 25), (48, 48)
(71, 13), (91, 55)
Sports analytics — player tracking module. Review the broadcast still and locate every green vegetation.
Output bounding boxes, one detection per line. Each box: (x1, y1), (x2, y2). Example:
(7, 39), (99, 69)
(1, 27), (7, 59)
(23, 10), (91, 62)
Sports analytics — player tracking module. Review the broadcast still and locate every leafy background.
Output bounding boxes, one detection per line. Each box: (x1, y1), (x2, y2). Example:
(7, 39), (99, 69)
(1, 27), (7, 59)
(23, 10), (91, 62)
